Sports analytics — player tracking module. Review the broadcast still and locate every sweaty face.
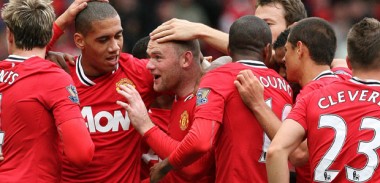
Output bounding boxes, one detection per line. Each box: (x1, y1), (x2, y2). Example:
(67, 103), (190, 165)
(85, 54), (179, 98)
(79, 16), (123, 77)
(256, 3), (287, 43)
(146, 40), (182, 93)
(284, 42), (301, 83)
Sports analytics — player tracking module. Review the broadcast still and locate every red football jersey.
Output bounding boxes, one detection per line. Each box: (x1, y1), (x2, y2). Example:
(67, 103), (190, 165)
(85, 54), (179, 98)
(165, 94), (214, 182)
(288, 77), (380, 182)
(195, 60), (293, 182)
(62, 53), (155, 182)
(0, 55), (83, 182)
(143, 94), (215, 183)
(168, 94), (196, 141)
(294, 70), (341, 183)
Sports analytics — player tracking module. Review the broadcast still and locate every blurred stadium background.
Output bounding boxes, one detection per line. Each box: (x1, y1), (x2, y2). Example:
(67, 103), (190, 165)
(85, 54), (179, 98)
(0, 0), (378, 60)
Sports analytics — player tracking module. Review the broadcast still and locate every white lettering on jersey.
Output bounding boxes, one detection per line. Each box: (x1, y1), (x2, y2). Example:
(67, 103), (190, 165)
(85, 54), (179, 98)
(318, 90), (380, 109)
(82, 106), (131, 133)
(142, 149), (161, 164)
(259, 76), (292, 97)
(0, 70), (19, 85)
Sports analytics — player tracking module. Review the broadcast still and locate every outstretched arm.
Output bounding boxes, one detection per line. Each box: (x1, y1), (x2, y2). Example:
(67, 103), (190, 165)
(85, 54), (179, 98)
(150, 18), (229, 54)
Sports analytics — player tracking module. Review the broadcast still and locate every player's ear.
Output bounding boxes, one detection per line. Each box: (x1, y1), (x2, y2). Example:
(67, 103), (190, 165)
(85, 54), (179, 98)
(6, 27), (13, 45)
(263, 43), (272, 66)
(181, 51), (193, 68)
(346, 56), (352, 70)
(297, 41), (309, 59)
(74, 33), (85, 50)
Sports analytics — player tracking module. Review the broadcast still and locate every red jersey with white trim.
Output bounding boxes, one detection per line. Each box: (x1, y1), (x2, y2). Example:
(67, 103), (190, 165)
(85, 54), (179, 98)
(168, 94), (196, 141)
(294, 70), (341, 183)
(195, 60), (293, 182)
(0, 55), (83, 182)
(62, 53), (155, 182)
(288, 77), (380, 183)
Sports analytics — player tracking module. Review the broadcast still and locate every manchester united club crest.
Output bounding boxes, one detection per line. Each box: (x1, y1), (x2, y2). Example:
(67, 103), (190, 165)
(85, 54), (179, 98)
(116, 78), (135, 91)
(179, 111), (189, 131)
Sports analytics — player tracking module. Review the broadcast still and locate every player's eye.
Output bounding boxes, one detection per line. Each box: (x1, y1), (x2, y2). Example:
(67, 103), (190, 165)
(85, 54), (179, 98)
(115, 34), (123, 40)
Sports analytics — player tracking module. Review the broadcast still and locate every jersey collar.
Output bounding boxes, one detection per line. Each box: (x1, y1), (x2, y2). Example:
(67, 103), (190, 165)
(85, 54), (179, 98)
(350, 77), (380, 87)
(237, 60), (267, 69)
(75, 55), (119, 86)
(4, 55), (30, 62)
(174, 93), (195, 102)
(313, 70), (338, 81)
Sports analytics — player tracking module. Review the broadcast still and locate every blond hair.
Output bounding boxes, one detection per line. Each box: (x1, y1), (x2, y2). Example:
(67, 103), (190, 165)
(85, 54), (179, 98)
(1, 0), (55, 50)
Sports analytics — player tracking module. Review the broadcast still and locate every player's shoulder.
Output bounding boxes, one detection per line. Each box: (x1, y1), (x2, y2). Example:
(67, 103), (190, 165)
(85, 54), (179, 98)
(118, 52), (149, 72)
(204, 62), (238, 77)
(119, 52), (148, 65)
(301, 80), (350, 101)
(26, 57), (69, 75)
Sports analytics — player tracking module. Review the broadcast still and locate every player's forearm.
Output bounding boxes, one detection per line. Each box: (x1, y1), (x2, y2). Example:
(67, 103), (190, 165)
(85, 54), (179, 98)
(59, 118), (95, 168)
(197, 24), (229, 54)
(134, 118), (155, 135)
(46, 23), (65, 52)
(145, 125), (214, 179)
(266, 145), (290, 183)
(289, 140), (309, 167)
(250, 101), (282, 140)
(169, 119), (219, 168)
(143, 126), (180, 158)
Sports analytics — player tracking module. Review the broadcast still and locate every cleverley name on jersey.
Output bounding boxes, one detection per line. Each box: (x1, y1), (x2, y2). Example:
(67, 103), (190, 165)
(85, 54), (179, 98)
(319, 89), (380, 109)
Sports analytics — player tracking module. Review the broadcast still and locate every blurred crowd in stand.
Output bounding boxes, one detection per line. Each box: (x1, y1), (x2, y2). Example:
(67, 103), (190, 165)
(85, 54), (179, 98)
(0, 0), (378, 60)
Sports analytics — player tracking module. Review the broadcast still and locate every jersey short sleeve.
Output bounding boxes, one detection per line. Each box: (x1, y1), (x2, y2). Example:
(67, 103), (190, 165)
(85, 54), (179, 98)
(39, 70), (82, 126)
(287, 92), (311, 131)
(194, 71), (230, 123)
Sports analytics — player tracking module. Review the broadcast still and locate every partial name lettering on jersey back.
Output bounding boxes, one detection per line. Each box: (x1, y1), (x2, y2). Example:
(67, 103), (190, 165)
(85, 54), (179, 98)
(82, 106), (131, 133)
(258, 75), (292, 97)
(319, 89), (380, 109)
(0, 70), (19, 85)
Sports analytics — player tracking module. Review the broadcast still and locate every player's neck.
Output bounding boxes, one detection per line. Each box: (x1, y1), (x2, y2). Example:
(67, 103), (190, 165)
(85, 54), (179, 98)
(352, 69), (380, 81)
(11, 47), (46, 59)
(176, 71), (202, 98)
(299, 61), (330, 87)
(231, 54), (262, 63)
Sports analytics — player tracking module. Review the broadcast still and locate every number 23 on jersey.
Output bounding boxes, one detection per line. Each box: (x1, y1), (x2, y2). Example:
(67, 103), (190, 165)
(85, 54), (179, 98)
(315, 115), (380, 182)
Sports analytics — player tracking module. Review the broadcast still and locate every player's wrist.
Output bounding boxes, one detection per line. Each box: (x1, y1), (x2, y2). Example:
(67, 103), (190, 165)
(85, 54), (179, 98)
(250, 100), (268, 113)
(161, 158), (173, 172)
(197, 23), (212, 39)
(138, 121), (155, 135)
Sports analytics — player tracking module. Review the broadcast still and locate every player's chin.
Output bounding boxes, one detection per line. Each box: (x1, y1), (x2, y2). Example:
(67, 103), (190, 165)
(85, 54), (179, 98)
(153, 84), (166, 93)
